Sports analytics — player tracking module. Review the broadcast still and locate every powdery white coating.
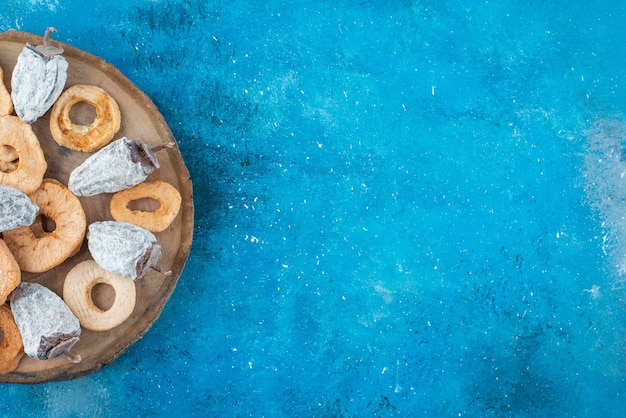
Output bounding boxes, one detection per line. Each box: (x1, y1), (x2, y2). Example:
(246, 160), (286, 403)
(11, 47), (68, 124)
(10, 282), (81, 361)
(68, 137), (156, 196)
(0, 184), (39, 232)
(87, 221), (162, 280)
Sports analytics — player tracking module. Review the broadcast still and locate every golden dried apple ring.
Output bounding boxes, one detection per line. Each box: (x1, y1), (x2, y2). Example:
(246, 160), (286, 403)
(0, 66), (13, 117)
(63, 260), (136, 331)
(0, 116), (46, 194)
(0, 239), (20, 306)
(50, 84), (121, 152)
(3, 179), (86, 273)
(110, 180), (182, 233)
(0, 305), (24, 374)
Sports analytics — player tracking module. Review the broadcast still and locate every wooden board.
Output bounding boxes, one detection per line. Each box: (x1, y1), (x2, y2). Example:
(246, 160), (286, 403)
(0, 30), (194, 383)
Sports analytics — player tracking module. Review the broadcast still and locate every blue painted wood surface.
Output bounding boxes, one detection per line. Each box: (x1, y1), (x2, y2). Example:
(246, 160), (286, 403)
(1, 0), (626, 416)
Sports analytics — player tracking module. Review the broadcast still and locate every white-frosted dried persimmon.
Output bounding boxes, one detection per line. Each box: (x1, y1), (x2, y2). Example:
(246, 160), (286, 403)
(87, 221), (163, 280)
(68, 137), (173, 196)
(0, 185), (38, 233)
(10, 282), (81, 363)
(11, 27), (68, 124)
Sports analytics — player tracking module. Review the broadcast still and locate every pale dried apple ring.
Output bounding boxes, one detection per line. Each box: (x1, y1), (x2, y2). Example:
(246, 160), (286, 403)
(0, 305), (24, 374)
(3, 179), (86, 273)
(50, 84), (121, 152)
(110, 180), (182, 232)
(0, 66), (13, 117)
(63, 260), (136, 331)
(0, 239), (20, 306)
(0, 115), (46, 194)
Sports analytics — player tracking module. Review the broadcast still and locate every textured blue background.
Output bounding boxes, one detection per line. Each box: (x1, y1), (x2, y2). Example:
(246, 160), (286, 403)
(2, 0), (626, 416)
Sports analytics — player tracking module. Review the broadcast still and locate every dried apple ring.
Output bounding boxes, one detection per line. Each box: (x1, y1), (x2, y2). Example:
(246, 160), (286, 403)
(0, 305), (24, 374)
(0, 239), (20, 306)
(63, 260), (136, 331)
(50, 84), (121, 152)
(110, 180), (182, 233)
(0, 115), (46, 194)
(3, 179), (86, 273)
(0, 66), (13, 117)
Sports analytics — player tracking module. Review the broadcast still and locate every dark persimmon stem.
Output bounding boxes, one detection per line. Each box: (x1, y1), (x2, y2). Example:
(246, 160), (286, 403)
(152, 265), (173, 276)
(151, 141), (176, 153)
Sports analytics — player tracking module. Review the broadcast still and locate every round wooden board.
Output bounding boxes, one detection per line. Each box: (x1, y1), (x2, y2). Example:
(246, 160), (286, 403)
(0, 30), (194, 383)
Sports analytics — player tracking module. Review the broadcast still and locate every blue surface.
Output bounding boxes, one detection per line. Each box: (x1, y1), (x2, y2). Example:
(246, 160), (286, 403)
(2, 0), (626, 416)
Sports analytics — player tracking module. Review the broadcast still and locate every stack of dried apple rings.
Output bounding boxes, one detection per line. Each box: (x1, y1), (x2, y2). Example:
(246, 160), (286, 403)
(0, 30), (183, 373)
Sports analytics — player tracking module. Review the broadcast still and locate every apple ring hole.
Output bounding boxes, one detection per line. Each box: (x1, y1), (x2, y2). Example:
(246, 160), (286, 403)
(0, 145), (19, 173)
(91, 282), (116, 312)
(69, 101), (97, 126)
(126, 197), (162, 212)
(0, 327), (4, 344)
(31, 215), (57, 238)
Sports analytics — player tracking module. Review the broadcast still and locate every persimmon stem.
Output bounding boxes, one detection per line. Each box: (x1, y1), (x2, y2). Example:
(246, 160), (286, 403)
(63, 350), (82, 364)
(152, 265), (173, 276)
(43, 27), (57, 47)
(151, 141), (176, 153)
